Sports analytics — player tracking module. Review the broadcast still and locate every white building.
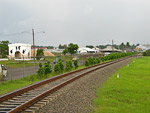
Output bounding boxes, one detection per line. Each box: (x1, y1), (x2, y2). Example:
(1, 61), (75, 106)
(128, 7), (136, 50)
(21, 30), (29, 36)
(8, 43), (31, 59)
(101, 46), (122, 55)
(135, 44), (150, 52)
(77, 47), (98, 54)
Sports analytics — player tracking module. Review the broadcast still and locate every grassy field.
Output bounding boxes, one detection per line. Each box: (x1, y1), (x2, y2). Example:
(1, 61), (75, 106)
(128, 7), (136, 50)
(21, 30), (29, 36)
(93, 57), (150, 113)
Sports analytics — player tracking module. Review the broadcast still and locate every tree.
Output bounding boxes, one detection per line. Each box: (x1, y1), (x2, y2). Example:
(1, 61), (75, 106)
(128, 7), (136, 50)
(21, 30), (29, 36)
(86, 45), (94, 49)
(44, 61), (52, 76)
(74, 60), (79, 69)
(54, 59), (64, 73)
(62, 43), (79, 55)
(0, 41), (9, 58)
(67, 43), (79, 55)
(119, 42), (125, 50)
(37, 63), (45, 79)
(126, 42), (130, 48)
(63, 49), (68, 55)
(36, 49), (44, 60)
(47, 46), (54, 49)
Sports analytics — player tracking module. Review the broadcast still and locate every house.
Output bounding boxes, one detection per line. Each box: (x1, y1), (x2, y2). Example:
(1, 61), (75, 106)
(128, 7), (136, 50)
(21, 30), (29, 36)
(77, 47), (98, 54)
(101, 46), (122, 55)
(8, 43), (31, 60)
(135, 44), (150, 52)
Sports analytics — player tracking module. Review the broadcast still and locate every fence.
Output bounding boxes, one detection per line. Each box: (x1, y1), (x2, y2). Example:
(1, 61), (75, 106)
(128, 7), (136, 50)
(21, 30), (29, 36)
(1, 53), (104, 81)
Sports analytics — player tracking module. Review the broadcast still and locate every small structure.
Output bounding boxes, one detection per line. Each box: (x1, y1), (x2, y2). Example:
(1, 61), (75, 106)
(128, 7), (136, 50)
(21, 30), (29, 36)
(77, 47), (98, 54)
(101, 46), (122, 55)
(135, 44), (150, 52)
(8, 43), (31, 60)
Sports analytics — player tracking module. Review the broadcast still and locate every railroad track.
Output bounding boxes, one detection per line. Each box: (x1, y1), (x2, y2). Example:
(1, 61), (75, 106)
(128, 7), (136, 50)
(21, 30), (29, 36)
(0, 55), (135, 113)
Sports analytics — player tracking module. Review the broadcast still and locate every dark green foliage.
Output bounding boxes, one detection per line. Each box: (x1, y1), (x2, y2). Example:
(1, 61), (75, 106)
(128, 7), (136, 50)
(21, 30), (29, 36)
(86, 45), (94, 49)
(0, 41), (9, 58)
(74, 60), (79, 69)
(63, 43), (79, 55)
(93, 58), (98, 64)
(54, 64), (61, 73)
(44, 61), (52, 76)
(96, 57), (101, 64)
(143, 50), (150, 56)
(65, 61), (72, 71)
(37, 61), (52, 79)
(63, 49), (68, 55)
(37, 64), (45, 79)
(85, 60), (90, 66)
(100, 52), (135, 62)
(68, 60), (73, 69)
(88, 57), (94, 65)
(54, 59), (64, 73)
(39, 63), (42, 68)
(36, 49), (44, 60)
(85, 57), (100, 66)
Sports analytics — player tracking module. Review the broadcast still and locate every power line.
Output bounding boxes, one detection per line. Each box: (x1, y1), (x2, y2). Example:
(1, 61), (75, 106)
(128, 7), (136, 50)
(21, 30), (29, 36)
(0, 30), (31, 37)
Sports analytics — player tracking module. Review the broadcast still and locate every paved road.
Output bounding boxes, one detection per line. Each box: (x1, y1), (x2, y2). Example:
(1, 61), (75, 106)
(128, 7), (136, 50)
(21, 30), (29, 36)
(3, 60), (85, 81)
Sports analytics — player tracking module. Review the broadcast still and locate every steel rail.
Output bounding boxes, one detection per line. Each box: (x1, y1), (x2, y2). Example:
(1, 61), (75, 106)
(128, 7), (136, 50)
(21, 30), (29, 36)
(8, 56), (133, 113)
(0, 56), (132, 103)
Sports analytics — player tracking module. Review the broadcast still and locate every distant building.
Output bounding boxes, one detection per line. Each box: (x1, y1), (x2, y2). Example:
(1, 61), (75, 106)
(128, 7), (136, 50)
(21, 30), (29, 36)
(92, 47), (102, 52)
(31, 47), (47, 50)
(77, 47), (98, 54)
(8, 43), (31, 59)
(135, 44), (150, 52)
(45, 49), (64, 53)
(101, 46), (122, 55)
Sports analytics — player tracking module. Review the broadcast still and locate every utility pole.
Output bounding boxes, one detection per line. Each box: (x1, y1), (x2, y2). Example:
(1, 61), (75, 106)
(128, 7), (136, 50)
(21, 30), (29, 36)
(112, 40), (114, 52)
(32, 29), (35, 74)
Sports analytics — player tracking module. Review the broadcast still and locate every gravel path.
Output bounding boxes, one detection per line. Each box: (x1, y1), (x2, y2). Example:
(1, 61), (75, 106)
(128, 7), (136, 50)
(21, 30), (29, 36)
(37, 58), (132, 113)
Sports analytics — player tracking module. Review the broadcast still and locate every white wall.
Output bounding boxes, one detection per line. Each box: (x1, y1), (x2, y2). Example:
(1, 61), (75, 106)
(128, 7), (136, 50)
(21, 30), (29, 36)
(8, 43), (31, 59)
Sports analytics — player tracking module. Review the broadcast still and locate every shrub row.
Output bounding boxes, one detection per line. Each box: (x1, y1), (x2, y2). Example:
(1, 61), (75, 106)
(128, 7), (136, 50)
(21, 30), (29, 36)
(37, 52), (135, 77)
(143, 50), (150, 56)
(101, 52), (134, 62)
(85, 52), (135, 66)
(85, 57), (100, 66)
(37, 61), (52, 79)
(37, 59), (79, 77)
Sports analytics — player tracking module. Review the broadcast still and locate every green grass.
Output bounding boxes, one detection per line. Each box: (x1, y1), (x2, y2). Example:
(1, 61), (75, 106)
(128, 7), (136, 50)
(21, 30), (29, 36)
(0, 65), (86, 95)
(93, 57), (150, 113)
(0, 60), (38, 68)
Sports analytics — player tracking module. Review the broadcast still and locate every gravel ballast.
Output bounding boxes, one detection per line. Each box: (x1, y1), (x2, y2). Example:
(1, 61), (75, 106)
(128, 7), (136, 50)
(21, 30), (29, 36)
(37, 58), (132, 113)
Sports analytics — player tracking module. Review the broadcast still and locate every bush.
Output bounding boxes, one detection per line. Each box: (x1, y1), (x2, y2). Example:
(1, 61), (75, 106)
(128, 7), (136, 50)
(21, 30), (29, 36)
(143, 50), (150, 56)
(68, 60), (73, 69)
(37, 63), (45, 79)
(37, 61), (52, 79)
(74, 60), (79, 69)
(96, 57), (100, 64)
(54, 63), (61, 73)
(54, 59), (64, 73)
(65, 61), (72, 71)
(85, 60), (90, 66)
(44, 61), (52, 77)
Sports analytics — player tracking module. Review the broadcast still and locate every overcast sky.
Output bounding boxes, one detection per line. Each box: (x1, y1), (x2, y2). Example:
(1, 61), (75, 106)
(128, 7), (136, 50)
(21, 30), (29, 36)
(0, 0), (150, 46)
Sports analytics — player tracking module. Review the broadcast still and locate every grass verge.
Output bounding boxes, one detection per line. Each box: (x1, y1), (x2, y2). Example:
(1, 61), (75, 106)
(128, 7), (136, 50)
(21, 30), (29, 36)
(93, 57), (150, 113)
(0, 65), (86, 96)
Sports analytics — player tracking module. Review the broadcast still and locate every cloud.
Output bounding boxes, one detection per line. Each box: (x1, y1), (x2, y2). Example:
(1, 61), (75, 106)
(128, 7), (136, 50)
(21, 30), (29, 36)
(0, 0), (150, 46)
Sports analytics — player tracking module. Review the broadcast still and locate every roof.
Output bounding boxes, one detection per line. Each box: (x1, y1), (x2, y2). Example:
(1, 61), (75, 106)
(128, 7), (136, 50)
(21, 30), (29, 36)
(78, 47), (98, 52)
(8, 43), (31, 47)
(101, 46), (122, 52)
